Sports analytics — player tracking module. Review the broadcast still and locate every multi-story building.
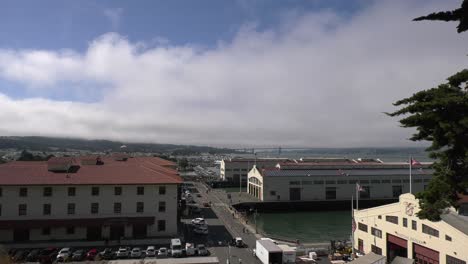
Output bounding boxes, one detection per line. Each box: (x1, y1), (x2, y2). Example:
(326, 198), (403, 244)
(220, 158), (290, 183)
(353, 193), (468, 264)
(0, 155), (182, 245)
(247, 158), (433, 201)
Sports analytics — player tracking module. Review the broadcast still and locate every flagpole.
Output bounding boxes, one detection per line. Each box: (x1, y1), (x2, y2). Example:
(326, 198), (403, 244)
(351, 195), (355, 258)
(356, 183), (359, 211)
(409, 156), (412, 194)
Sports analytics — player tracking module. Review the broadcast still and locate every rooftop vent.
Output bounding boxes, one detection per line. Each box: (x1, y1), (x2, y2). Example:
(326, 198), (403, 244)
(47, 157), (80, 172)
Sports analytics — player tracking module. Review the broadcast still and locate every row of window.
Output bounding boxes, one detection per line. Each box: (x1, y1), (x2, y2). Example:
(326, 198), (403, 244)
(11, 201), (166, 216)
(382, 215), (449, 240)
(225, 168), (248, 172)
(289, 179), (431, 185)
(2, 186), (167, 197)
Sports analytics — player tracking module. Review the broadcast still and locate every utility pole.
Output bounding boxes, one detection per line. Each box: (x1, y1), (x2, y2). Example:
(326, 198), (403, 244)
(254, 209), (258, 234)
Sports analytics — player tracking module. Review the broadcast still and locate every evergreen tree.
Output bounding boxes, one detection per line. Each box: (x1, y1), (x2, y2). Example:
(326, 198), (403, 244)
(388, 70), (468, 221)
(413, 0), (468, 33)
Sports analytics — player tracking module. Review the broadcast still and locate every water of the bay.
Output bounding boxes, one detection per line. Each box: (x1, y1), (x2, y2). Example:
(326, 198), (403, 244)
(248, 210), (351, 243)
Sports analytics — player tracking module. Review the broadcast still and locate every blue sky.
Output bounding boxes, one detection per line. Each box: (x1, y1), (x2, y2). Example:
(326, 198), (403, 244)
(0, 1), (466, 147)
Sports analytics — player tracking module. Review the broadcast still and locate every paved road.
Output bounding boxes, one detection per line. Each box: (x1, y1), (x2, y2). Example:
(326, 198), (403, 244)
(183, 182), (261, 264)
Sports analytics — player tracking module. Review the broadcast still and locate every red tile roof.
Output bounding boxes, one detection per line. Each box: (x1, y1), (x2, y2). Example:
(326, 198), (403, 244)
(0, 156), (181, 186)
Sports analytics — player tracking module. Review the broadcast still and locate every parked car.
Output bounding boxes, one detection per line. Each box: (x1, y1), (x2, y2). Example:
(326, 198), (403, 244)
(197, 244), (209, 256)
(71, 250), (86, 261)
(86, 248), (98, 260)
(56, 248), (72, 262)
(194, 225), (209, 235)
(116, 247), (130, 259)
(146, 246), (156, 258)
(38, 248), (58, 264)
(231, 237), (246, 248)
(185, 243), (196, 256)
(12, 250), (29, 262)
(158, 247), (168, 258)
(26, 249), (41, 262)
(99, 248), (115, 260)
(191, 217), (206, 225)
(130, 248), (142, 258)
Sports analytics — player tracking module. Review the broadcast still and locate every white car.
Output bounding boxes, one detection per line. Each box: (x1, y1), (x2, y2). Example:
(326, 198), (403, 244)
(158, 247), (168, 258)
(56, 248), (72, 262)
(130, 248), (142, 258)
(145, 246), (156, 258)
(116, 247), (130, 259)
(191, 217), (206, 225)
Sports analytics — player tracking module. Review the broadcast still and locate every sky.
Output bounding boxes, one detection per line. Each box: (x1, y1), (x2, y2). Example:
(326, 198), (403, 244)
(0, 0), (466, 148)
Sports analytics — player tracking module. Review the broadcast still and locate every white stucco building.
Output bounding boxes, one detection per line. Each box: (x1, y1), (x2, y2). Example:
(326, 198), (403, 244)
(0, 155), (182, 244)
(353, 193), (468, 264)
(247, 159), (433, 201)
(220, 157), (289, 183)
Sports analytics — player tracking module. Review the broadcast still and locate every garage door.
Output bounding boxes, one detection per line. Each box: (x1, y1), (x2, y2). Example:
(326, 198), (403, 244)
(414, 243), (439, 264)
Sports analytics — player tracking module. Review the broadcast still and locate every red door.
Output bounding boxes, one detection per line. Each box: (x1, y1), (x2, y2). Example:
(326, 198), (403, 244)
(413, 244), (439, 264)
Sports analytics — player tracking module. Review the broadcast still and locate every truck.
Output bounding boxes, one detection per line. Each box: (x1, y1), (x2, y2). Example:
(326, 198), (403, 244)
(185, 243), (196, 256)
(256, 239), (283, 264)
(170, 238), (183, 258)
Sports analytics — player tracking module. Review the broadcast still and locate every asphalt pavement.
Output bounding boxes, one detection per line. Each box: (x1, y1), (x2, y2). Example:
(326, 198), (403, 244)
(184, 182), (262, 264)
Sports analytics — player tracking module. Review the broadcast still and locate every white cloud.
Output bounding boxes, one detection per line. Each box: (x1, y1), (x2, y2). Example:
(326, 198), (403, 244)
(0, 0), (466, 147)
(103, 8), (123, 31)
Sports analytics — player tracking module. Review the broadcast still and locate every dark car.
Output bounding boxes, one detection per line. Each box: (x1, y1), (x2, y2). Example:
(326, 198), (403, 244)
(26, 249), (41, 262)
(38, 248), (58, 264)
(71, 250), (86, 261)
(12, 250), (29, 262)
(86, 248), (98, 260)
(99, 248), (115, 260)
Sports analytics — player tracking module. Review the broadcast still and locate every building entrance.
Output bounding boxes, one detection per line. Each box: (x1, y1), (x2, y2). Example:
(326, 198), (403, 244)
(413, 243), (439, 264)
(110, 225), (125, 240)
(387, 234), (408, 263)
(13, 228), (29, 242)
(289, 188), (301, 200)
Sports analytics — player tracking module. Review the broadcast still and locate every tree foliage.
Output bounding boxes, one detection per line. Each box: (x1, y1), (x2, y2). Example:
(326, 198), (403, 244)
(388, 70), (468, 220)
(413, 0), (468, 33)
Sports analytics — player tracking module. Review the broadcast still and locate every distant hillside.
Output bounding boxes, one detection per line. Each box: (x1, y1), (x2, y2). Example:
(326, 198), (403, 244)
(0, 136), (236, 155)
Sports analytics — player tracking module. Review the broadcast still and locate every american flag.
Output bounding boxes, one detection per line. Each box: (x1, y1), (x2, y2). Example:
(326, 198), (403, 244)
(411, 157), (421, 166)
(356, 183), (364, 192)
(352, 217), (357, 232)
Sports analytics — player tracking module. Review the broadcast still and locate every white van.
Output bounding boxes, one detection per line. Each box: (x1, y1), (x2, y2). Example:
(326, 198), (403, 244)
(170, 238), (183, 257)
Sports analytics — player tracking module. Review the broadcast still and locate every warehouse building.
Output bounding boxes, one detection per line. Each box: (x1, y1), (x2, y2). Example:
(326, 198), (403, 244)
(247, 158), (433, 201)
(353, 193), (468, 264)
(0, 155), (182, 244)
(220, 157), (289, 183)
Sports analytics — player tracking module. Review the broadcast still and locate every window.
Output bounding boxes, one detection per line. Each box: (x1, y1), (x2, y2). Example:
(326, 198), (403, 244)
(18, 204), (27, 216)
(91, 187), (99, 196)
(403, 217), (407, 227)
(159, 186), (166, 195)
(445, 235), (452, 241)
(326, 187), (337, 200)
(289, 181), (300, 185)
(412, 220), (417, 230)
(43, 204), (51, 215)
(378, 215), (382, 219)
(302, 181), (313, 185)
(349, 180), (358, 184)
(0, 204), (2, 216)
(91, 203), (99, 214)
(392, 185), (403, 198)
(371, 227), (382, 238)
(314, 180), (324, 184)
(157, 220), (166, 231)
(371, 180), (380, 184)
(233, 168), (240, 172)
(270, 191), (276, 196)
(67, 203), (75, 215)
(358, 223), (368, 232)
(360, 180), (369, 184)
(241, 168), (247, 171)
(422, 224), (439, 237)
(446, 255), (466, 264)
(337, 180), (347, 184)
(66, 227), (75, 235)
(136, 202), (144, 213)
(382, 179), (391, 183)
(413, 179), (422, 183)
(115, 186), (122, 195)
(392, 179), (402, 183)
(19, 187), (28, 197)
(68, 187), (75, 196)
(42, 227), (50, 235)
(325, 180), (336, 184)
(386, 215), (398, 224)
(114, 202), (121, 214)
(403, 179), (409, 183)
(424, 179), (431, 182)
(371, 245), (382, 255)
(137, 186), (144, 195)
(159, 201), (166, 212)
(0, 187), (2, 196)
(233, 173), (240, 177)
(43, 187), (52, 197)
(225, 169), (232, 172)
